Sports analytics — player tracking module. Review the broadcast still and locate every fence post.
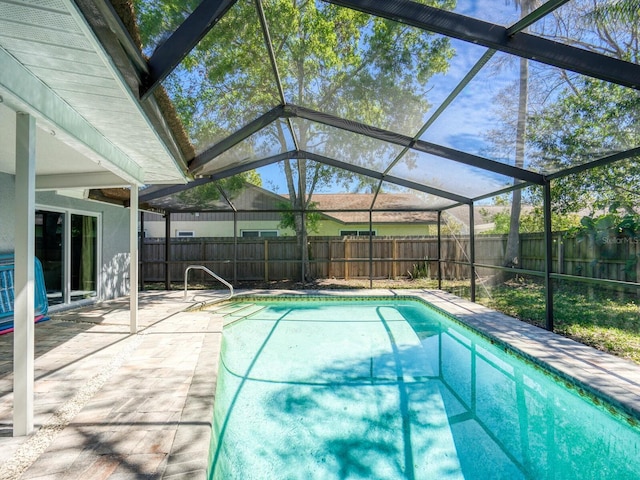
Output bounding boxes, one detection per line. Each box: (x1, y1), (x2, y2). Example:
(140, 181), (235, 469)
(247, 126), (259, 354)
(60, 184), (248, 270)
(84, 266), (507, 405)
(392, 239), (397, 279)
(201, 238), (206, 267)
(264, 239), (269, 282)
(556, 232), (564, 274)
(345, 238), (350, 280)
(328, 240), (333, 278)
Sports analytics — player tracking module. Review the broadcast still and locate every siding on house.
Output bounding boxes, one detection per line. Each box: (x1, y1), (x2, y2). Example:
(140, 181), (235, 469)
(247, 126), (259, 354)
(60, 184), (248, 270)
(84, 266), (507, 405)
(0, 173), (15, 253)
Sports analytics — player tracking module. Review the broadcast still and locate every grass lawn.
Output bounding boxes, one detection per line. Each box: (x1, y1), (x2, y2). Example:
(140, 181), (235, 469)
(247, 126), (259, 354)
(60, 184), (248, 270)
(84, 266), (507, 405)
(477, 280), (640, 364)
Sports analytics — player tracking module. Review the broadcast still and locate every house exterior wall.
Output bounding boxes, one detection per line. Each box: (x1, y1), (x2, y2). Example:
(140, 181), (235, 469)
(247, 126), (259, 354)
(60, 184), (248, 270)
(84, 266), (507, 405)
(143, 219), (296, 238)
(0, 173), (15, 253)
(36, 191), (132, 301)
(141, 215), (434, 238)
(0, 174), (132, 302)
(314, 221), (434, 236)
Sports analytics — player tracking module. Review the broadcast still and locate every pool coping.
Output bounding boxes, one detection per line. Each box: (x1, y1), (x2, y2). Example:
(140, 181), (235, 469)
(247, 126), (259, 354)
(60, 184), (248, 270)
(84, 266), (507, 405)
(218, 288), (640, 426)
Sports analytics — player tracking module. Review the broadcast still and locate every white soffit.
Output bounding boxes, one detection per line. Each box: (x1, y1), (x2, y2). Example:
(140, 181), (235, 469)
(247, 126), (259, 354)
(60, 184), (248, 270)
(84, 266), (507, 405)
(0, 0), (188, 185)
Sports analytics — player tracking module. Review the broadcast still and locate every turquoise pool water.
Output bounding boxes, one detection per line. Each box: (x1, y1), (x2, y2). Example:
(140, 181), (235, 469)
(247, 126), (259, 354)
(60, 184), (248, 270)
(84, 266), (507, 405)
(208, 298), (640, 479)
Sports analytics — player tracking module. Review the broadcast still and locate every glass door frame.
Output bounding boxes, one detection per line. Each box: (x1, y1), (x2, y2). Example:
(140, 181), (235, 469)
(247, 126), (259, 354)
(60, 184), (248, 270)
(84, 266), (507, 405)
(36, 204), (102, 307)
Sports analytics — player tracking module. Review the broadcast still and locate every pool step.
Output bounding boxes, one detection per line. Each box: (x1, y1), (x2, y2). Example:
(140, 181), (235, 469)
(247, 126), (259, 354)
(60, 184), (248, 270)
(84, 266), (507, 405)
(206, 302), (253, 315)
(208, 302), (267, 327)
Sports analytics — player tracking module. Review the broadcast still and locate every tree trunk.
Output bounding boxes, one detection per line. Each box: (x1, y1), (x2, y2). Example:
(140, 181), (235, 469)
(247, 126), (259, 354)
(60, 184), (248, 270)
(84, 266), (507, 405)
(504, 56), (529, 269)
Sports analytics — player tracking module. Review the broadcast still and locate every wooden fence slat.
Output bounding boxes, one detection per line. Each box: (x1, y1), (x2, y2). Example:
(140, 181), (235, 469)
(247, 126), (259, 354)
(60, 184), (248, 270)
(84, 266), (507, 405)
(141, 234), (640, 284)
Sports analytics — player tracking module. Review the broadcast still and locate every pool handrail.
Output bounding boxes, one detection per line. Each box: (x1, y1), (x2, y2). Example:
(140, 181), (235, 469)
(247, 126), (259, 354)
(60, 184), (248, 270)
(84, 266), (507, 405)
(184, 265), (234, 301)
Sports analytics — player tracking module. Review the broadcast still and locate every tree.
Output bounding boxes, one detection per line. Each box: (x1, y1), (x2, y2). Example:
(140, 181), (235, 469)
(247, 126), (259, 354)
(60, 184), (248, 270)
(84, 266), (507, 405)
(133, 0), (455, 280)
(176, 171), (262, 208)
(503, 0), (540, 269)
(586, 0), (640, 28)
(485, 0), (639, 249)
(525, 0), (640, 214)
(479, 200), (581, 234)
(528, 78), (640, 214)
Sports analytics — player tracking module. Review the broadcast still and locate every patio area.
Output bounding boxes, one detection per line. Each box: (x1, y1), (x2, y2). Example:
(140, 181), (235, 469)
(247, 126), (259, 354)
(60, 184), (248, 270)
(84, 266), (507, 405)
(0, 289), (639, 479)
(0, 291), (226, 480)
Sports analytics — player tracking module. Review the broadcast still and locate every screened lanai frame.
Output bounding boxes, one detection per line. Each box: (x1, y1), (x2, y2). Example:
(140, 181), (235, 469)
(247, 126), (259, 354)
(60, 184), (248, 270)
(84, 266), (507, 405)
(126, 0), (640, 332)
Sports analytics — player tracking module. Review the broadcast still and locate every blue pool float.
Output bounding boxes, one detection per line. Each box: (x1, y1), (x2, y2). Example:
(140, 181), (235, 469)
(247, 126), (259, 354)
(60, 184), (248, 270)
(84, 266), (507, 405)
(0, 254), (50, 334)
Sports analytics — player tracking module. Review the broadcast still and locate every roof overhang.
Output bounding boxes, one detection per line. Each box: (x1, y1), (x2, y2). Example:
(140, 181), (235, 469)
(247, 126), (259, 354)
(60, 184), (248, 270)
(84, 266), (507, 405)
(0, 0), (189, 190)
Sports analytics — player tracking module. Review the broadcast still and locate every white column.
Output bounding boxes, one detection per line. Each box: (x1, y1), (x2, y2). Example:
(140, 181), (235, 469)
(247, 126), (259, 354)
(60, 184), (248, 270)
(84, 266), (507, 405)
(129, 185), (138, 334)
(13, 112), (36, 436)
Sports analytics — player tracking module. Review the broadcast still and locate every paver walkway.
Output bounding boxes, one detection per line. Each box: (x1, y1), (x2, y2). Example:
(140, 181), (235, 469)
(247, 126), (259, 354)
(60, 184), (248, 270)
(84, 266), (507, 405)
(0, 291), (226, 480)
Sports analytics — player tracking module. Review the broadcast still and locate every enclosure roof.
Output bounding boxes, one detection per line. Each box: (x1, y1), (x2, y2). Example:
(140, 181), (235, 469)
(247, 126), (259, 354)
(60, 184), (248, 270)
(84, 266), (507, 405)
(113, 0), (639, 209)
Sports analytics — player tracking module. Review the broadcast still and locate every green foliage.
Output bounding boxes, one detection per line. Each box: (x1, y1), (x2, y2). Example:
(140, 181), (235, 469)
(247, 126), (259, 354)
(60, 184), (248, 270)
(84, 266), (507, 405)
(570, 209), (640, 244)
(585, 0), (640, 26)
(564, 208), (640, 281)
(528, 78), (640, 215)
(132, 0), (456, 204)
(410, 258), (431, 279)
(478, 204), (580, 234)
(176, 172), (261, 207)
(276, 201), (322, 234)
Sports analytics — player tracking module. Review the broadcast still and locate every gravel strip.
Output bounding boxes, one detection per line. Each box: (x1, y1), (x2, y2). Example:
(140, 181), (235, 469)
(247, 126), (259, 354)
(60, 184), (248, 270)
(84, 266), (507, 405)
(0, 332), (144, 480)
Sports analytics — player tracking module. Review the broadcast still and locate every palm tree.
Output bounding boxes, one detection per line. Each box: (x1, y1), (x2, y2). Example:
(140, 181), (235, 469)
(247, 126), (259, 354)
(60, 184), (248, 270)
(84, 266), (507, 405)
(587, 0), (640, 24)
(504, 0), (539, 269)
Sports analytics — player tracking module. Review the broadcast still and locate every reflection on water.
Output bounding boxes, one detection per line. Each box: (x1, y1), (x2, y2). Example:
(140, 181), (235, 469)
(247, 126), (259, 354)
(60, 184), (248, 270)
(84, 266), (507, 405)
(209, 300), (640, 480)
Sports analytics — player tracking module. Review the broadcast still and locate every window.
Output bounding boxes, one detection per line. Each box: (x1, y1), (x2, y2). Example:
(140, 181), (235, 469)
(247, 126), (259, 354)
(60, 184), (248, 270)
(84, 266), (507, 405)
(241, 230), (278, 238)
(340, 230), (376, 237)
(176, 230), (195, 237)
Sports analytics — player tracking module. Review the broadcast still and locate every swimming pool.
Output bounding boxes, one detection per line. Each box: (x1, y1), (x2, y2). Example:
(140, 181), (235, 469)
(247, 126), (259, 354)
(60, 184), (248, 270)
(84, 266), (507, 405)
(208, 296), (640, 479)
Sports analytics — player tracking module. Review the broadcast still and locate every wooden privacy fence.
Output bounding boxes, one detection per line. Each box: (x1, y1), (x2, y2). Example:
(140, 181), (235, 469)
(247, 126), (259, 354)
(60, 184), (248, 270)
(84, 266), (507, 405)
(141, 233), (640, 284)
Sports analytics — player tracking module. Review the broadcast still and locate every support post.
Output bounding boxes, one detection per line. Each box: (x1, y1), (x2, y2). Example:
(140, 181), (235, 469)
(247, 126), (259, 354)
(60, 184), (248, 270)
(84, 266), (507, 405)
(437, 211), (442, 290)
(13, 112), (36, 437)
(139, 212), (145, 291)
(164, 213), (171, 290)
(129, 186), (139, 334)
(301, 211), (306, 282)
(543, 181), (554, 331)
(233, 212), (238, 284)
(469, 202), (476, 302)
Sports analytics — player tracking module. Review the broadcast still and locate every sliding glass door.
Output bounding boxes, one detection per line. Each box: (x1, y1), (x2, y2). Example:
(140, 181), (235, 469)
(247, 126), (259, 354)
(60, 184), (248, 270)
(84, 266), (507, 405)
(35, 210), (64, 305)
(35, 209), (99, 306)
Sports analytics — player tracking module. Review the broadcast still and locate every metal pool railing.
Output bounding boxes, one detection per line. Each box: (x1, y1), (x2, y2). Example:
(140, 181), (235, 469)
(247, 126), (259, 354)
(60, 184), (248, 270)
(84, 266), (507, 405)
(184, 265), (234, 301)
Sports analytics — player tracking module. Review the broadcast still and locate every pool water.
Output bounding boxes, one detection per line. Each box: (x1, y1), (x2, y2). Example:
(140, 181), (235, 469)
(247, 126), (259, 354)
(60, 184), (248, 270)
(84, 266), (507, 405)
(208, 299), (640, 479)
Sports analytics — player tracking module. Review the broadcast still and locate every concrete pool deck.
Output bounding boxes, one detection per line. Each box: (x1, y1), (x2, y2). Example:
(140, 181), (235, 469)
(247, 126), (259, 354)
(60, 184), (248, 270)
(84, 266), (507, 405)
(0, 289), (639, 479)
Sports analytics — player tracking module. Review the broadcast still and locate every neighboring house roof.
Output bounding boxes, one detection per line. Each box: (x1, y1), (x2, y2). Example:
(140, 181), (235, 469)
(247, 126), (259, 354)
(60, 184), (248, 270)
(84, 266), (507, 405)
(310, 194), (437, 224)
(0, 0), (190, 187)
(139, 183), (437, 225)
